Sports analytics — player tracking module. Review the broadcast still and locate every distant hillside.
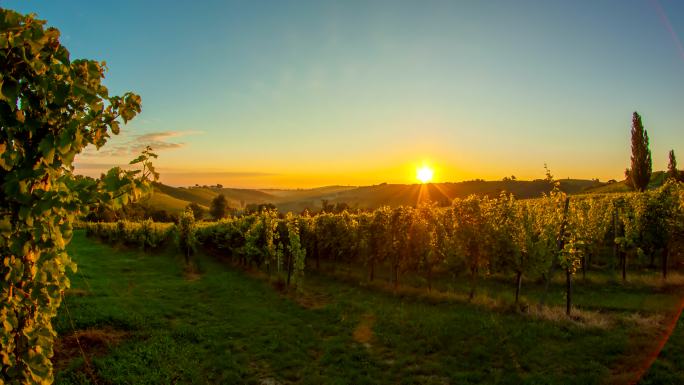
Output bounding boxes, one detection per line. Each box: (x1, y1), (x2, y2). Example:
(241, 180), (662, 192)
(582, 181), (631, 194)
(144, 172), (675, 215)
(583, 171), (668, 194)
(153, 183), (218, 206)
(142, 191), (201, 214)
(144, 178), (607, 214)
(215, 187), (276, 206)
(147, 183), (276, 213)
(265, 186), (359, 213)
(318, 179), (602, 210)
(261, 186), (357, 200)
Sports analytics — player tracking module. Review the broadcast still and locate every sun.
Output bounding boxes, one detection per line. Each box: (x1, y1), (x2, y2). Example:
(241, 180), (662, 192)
(416, 165), (434, 184)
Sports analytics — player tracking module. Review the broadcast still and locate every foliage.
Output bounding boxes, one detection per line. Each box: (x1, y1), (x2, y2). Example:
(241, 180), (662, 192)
(667, 150), (680, 182)
(84, 183), (683, 315)
(185, 202), (205, 221)
(285, 213), (306, 290)
(209, 194), (228, 220)
(177, 209), (196, 265)
(451, 196), (493, 299)
(84, 201), (176, 223)
(84, 220), (173, 250)
(628, 111), (652, 192)
(0, 9), (154, 384)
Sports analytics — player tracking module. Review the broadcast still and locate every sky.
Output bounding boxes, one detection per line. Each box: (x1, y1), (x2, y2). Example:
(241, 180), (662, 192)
(3, 0), (684, 188)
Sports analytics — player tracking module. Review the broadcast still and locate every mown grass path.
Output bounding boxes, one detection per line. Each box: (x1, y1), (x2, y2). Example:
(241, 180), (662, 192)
(55, 231), (681, 385)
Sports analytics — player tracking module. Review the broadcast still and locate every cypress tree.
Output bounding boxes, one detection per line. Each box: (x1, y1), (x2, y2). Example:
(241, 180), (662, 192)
(667, 150), (679, 181)
(629, 112), (652, 191)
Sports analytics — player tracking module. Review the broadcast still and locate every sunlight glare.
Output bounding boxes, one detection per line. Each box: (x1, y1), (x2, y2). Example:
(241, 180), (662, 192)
(417, 165), (434, 184)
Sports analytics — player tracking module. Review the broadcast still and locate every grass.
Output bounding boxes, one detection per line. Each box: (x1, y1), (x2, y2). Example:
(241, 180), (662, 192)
(141, 191), (200, 214)
(317, 260), (683, 316)
(55, 231), (684, 384)
(154, 183), (219, 207)
(639, 301), (684, 384)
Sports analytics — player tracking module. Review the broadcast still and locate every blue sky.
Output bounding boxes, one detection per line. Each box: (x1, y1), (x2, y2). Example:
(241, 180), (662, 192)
(3, 0), (683, 187)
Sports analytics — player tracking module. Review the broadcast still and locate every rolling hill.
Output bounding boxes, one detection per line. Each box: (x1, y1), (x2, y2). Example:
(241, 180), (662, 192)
(141, 178), (613, 214)
(583, 171), (669, 194)
(312, 178), (603, 210)
(141, 170), (678, 215)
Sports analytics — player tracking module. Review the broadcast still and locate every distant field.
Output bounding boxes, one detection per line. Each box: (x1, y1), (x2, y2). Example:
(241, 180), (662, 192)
(55, 232), (684, 384)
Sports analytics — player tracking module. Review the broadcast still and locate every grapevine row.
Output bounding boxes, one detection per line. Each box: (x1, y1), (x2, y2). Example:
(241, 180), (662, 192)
(85, 181), (684, 312)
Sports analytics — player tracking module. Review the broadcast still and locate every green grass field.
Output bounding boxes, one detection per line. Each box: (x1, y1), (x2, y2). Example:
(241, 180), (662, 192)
(640, 309), (684, 385)
(55, 232), (684, 384)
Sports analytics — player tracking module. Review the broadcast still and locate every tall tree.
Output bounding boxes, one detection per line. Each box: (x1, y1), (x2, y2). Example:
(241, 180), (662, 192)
(628, 112), (652, 192)
(210, 194), (228, 219)
(667, 150), (679, 181)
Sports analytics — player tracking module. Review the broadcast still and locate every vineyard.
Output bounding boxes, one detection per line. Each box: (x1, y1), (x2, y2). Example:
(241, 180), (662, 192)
(3, 5), (684, 384)
(84, 181), (684, 315)
(63, 180), (684, 384)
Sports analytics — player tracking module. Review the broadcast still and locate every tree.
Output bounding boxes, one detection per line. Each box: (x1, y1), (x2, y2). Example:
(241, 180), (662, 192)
(1, 9), (152, 383)
(186, 202), (205, 220)
(628, 112), (652, 192)
(624, 168), (634, 190)
(210, 194), (228, 220)
(320, 199), (335, 213)
(245, 202), (276, 215)
(667, 150), (680, 181)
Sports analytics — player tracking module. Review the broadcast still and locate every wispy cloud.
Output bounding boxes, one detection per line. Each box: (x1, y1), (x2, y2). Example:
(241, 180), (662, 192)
(81, 130), (197, 158)
(72, 165), (279, 187)
(163, 171), (277, 178)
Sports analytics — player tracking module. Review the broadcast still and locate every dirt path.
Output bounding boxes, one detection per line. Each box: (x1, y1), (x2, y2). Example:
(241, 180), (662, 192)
(352, 313), (376, 348)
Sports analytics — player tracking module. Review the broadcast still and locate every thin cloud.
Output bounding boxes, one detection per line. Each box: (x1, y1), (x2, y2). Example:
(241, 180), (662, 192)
(81, 130), (194, 158)
(136, 131), (184, 142)
(72, 165), (279, 186)
(163, 171), (277, 178)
